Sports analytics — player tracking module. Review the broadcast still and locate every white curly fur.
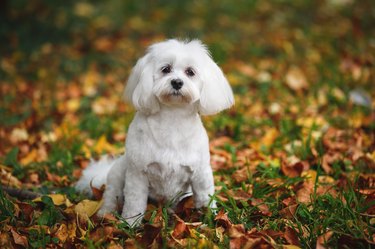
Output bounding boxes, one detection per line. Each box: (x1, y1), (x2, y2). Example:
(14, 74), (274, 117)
(75, 39), (234, 226)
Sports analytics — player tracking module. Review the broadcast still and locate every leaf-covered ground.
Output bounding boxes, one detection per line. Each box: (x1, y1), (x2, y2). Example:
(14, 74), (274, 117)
(0, 0), (374, 248)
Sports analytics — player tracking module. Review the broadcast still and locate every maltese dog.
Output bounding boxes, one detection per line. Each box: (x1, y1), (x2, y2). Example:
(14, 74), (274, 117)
(76, 39), (234, 226)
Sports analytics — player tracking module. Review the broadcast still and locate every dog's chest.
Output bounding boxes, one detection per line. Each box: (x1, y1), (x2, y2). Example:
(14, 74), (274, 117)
(145, 162), (192, 201)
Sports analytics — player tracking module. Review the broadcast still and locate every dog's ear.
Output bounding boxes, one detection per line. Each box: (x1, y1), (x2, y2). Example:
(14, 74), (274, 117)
(124, 52), (160, 115)
(199, 55), (234, 115)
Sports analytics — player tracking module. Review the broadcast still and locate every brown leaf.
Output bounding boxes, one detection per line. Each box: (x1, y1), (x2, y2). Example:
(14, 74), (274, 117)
(141, 223), (162, 248)
(228, 224), (246, 238)
(281, 159), (307, 177)
(172, 215), (188, 239)
(322, 153), (342, 174)
(107, 241), (124, 249)
(316, 231), (333, 249)
(251, 198), (271, 216)
(90, 226), (115, 243)
(10, 228), (29, 247)
(17, 201), (35, 223)
(232, 166), (254, 184)
(296, 182), (314, 204)
(229, 236), (248, 249)
(284, 227), (300, 246)
(215, 210), (232, 229)
(0, 232), (13, 248)
(322, 128), (348, 151)
(280, 204), (298, 219)
(175, 196), (195, 218)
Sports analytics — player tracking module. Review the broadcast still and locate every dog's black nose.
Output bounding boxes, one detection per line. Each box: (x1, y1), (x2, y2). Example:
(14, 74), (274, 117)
(171, 79), (183, 90)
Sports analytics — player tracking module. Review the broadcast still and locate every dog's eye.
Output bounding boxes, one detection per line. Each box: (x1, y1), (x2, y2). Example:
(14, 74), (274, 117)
(161, 65), (172, 74)
(185, 67), (195, 77)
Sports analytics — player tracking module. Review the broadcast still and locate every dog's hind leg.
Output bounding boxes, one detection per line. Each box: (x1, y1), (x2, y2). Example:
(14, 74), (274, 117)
(97, 155), (127, 217)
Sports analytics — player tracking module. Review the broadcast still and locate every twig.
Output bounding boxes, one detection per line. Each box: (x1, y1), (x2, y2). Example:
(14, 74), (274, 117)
(1, 185), (41, 200)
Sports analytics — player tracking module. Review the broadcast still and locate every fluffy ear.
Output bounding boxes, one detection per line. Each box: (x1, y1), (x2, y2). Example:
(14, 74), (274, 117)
(124, 53), (160, 115)
(199, 57), (234, 115)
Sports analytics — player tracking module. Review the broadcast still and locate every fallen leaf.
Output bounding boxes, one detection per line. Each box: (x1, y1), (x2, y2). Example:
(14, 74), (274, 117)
(10, 228), (28, 247)
(251, 198), (271, 216)
(281, 159), (307, 177)
(54, 223), (69, 243)
(316, 231), (333, 249)
(280, 204), (298, 219)
(75, 199), (103, 221)
(215, 210), (232, 229)
(94, 135), (117, 154)
(10, 128), (29, 143)
(172, 215), (188, 239)
(20, 149), (38, 165)
(141, 223), (162, 248)
(284, 227), (300, 246)
(1, 168), (22, 187)
(260, 128), (279, 148)
(285, 66), (309, 91)
(34, 194), (73, 207)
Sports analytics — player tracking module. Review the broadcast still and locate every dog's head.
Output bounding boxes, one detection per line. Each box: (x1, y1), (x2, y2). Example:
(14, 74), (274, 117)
(125, 39), (234, 115)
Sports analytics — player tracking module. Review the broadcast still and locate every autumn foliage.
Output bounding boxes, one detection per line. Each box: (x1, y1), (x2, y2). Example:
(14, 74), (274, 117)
(0, 0), (374, 248)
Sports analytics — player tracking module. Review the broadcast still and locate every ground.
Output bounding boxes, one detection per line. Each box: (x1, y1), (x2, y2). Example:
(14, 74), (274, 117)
(0, 0), (374, 248)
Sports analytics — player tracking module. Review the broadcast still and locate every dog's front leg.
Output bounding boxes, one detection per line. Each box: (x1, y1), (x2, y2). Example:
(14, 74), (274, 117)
(191, 165), (216, 209)
(122, 171), (148, 226)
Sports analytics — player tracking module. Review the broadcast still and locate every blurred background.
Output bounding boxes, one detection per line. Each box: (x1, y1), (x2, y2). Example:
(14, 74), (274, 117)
(0, 1), (374, 247)
(0, 0), (374, 174)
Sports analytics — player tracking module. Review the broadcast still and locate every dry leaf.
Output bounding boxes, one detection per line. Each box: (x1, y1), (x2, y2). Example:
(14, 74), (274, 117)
(75, 199), (103, 221)
(285, 66), (309, 91)
(316, 231), (333, 249)
(33, 194), (73, 207)
(1, 168), (22, 188)
(10, 228), (28, 247)
(215, 210), (232, 229)
(54, 223), (69, 243)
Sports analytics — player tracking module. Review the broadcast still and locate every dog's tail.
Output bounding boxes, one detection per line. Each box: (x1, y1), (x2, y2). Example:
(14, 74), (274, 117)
(75, 155), (117, 197)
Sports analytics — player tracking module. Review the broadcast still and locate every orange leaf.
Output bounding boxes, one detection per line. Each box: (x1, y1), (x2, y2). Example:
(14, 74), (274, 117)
(172, 215), (188, 239)
(215, 210), (232, 229)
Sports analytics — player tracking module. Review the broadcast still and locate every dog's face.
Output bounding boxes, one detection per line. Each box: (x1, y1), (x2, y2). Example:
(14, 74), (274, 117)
(152, 45), (202, 106)
(125, 39), (234, 115)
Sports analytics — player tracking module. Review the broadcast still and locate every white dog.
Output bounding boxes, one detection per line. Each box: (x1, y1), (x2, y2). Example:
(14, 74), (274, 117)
(76, 39), (234, 226)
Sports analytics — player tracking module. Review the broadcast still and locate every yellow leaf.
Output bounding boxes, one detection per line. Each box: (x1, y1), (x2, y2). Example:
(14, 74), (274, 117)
(301, 170), (317, 183)
(75, 199), (103, 221)
(34, 194), (73, 207)
(94, 135), (116, 154)
(283, 246), (301, 249)
(67, 222), (77, 240)
(20, 149), (38, 165)
(261, 128), (279, 147)
(81, 144), (92, 158)
(67, 98), (80, 112)
(55, 224), (69, 243)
